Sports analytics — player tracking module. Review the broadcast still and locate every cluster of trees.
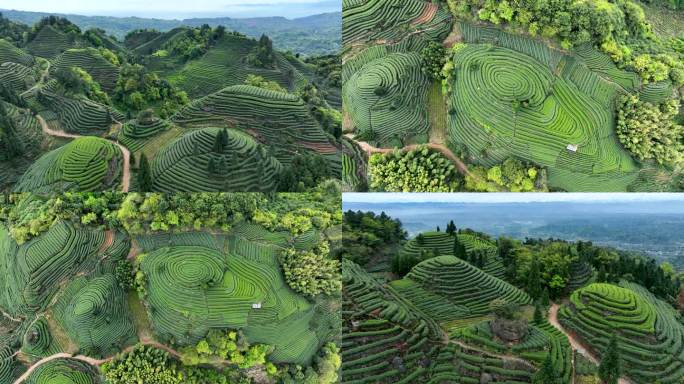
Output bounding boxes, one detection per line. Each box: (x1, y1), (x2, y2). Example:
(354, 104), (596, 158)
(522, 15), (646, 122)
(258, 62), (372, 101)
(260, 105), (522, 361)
(421, 41), (447, 80)
(0, 101), (23, 161)
(0, 13), (28, 45)
(116, 193), (264, 233)
(576, 240), (680, 300)
(280, 241), (341, 297)
(101, 344), (181, 384)
(277, 153), (333, 192)
(113, 64), (189, 117)
(247, 34), (277, 68)
(54, 66), (111, 105)
(369, 146), (462, 192)
(26, 15), (81, 43)
(340, 210), (407, 266)
(465, 158), (548, 192)
(1, 193), (125, 243)
(304, 54), (341, 88)
(446, 0), (684, 86)
(502, 237), (681, 302)
(616, 94), (683, 165)
(156, 25), (226, 61)
(281, 343), (341, 384)
(244, 74), (287, 93)
(180, 329), (276, 373)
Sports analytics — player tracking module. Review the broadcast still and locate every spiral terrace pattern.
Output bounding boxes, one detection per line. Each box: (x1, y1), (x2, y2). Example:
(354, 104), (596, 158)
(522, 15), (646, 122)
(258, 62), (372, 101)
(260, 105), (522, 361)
(448, 45), (638, 191)
(1, 221), (104, 315)
(22, 317), (58, 358)
(559, 283), (684, 383)
(24, 358), (100, 384)
(151, 127), (282, 192)
(344, 52), (430, 145)
(13, 137), (122, 192)
(140, 245), (320, 363)
(54, 274), (135, 356)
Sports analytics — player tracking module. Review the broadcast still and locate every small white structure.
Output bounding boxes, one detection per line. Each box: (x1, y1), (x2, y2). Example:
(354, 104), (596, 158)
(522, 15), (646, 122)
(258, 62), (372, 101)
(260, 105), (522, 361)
(252, 303), (262, 309)
(566, 144), (578, 153)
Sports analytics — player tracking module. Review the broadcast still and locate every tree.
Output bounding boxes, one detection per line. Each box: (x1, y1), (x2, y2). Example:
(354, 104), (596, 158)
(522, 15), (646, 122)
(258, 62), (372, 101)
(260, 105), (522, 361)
(615, 95), (683, 165)
(416, 233), (425, 245)
(138, 153), (152, 191)
(453, 237), (466, 259)
(532, 351), (559, 384)
(437, 226), (440, 232)
(533, 301), (544, 324)
(527, 261), (542, 299)
(598, 333), (622, 384)
(541, 287), (550, 307)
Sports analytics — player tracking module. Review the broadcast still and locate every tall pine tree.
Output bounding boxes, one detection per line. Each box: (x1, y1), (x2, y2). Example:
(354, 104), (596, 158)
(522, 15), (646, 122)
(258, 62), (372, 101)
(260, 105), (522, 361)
(138, 153), (152, 191)
(598, 333), (621, 384)
(532, 351), (559, 384)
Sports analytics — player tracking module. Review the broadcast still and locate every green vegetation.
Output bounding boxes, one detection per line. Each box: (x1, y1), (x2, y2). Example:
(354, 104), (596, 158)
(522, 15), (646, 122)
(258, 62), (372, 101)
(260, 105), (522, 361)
(14, 137), (123, 193)
(0, 13), (342, 193)
(559, 283), (684, 383)
(342, 209), (683, 383)
(0, 190), (341, 381)
(343, 0), (684, 191)
(369, 146), (461, 192)
(616, 94), (683, 165)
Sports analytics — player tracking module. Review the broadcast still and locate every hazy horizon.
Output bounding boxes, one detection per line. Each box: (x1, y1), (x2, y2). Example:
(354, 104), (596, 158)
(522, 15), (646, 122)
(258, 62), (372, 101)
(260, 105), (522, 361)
(0, 0), (340, 19)
(343, 194), (684, 267)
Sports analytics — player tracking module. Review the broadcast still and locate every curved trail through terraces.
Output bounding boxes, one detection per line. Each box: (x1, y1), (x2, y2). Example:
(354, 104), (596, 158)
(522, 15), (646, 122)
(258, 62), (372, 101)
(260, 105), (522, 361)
(548, 303), (632, 384)
(37, 115), (130, 192)
(13, 342), (182, 384)
(346, 134), (472, 176)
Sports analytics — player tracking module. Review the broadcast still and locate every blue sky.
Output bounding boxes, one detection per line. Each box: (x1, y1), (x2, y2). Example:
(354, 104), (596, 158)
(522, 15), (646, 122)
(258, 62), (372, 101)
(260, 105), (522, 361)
(1, 0), (340, 19)
(343, 193), (684, 204)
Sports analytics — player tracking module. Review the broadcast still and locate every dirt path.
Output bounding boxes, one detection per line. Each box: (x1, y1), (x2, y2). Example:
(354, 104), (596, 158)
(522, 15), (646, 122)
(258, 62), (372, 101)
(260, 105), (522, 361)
(13, 341), (183, 384)
(97, 230), (114, 254)
(37, 115), (131, 192)
(346, 134), (472, 176)
(20, 60), (50, 97)
(548, 304), (632, 384)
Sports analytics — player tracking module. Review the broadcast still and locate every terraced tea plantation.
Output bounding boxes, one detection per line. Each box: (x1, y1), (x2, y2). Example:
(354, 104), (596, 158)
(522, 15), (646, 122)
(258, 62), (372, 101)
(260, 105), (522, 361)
(0, 192), (341, 383)
(0, 14), (342, 193)
(342, 205), (684, 384)
(342, 0), (684, 191)
(559, 283), (684, 383)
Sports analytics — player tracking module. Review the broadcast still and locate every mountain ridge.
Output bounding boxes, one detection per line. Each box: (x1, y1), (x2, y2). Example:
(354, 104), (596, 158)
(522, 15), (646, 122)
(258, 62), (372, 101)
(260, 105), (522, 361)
(0, 9), (341, 55)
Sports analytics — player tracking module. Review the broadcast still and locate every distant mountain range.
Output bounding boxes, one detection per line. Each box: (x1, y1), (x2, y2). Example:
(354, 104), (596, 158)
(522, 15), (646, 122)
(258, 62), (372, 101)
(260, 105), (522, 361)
(343, 201), (684, 268)
(0, 9), (340, 56)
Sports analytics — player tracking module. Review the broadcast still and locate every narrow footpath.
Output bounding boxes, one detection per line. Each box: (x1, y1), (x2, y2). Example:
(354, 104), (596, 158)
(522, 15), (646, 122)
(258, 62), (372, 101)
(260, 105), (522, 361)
(37, 115), (131, 192)
(548, 304), (632, 384)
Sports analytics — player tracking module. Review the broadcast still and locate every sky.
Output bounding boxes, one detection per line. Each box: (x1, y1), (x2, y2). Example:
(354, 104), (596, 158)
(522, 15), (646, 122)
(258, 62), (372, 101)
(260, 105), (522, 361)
(1, 0), (340, 19)
(343, 192), (684, 204)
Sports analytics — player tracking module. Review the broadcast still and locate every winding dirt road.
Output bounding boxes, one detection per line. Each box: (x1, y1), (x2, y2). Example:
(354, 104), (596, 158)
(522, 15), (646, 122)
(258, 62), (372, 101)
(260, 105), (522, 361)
(346, 134), (473, 176)
(548, 304), (631, 384)
(37, 115), (131, 192)
(12, 341), (182, 384)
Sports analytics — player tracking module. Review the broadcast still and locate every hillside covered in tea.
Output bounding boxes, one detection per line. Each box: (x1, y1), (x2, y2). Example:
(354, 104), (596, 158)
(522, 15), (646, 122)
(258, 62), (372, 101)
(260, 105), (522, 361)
(0, 189), (342, 383)
(342, 0), (684, 192)
(0, 14), (342, 193)
(341, 209), (684, 383)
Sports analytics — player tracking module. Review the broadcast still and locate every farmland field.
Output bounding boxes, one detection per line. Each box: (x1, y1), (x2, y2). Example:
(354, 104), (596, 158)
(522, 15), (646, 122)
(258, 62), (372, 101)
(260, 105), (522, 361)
(342, 198), (684, 383)
(342, 0), (684, 192)
(0, 191), (342, 383)
(0, 11), (342, 193)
